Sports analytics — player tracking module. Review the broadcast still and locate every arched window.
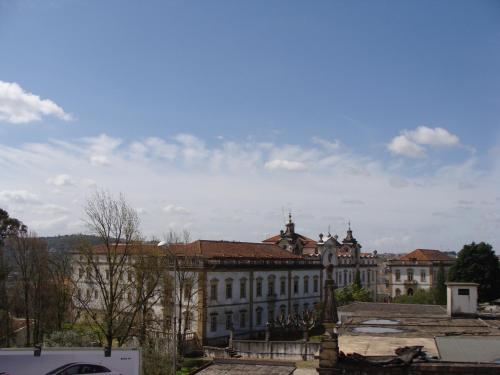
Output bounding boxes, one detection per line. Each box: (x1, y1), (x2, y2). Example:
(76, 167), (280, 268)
(407, 288), (414, 296)
(313, 275), (319, 293)
(303, 276), (309, 294)
(395, 288), (401, 297)
(256, 277), (263, 297)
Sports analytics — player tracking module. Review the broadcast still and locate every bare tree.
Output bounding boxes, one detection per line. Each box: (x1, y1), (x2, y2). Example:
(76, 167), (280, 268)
(10, 231), (50, 346)
(47, 248), (74, 330)
(164, 230), (200, 355)
(73, 191), (165, 349)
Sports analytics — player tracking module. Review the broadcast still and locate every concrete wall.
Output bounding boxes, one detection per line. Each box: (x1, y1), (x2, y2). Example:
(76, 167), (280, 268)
(204, 340), (321, 361)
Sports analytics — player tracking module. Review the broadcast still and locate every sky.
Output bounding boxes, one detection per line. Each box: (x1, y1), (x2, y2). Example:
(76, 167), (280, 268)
(0, 0), (499, 252)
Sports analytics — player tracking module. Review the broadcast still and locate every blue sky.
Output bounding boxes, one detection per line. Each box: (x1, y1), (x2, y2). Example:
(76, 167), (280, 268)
(0, 0), (499, 252)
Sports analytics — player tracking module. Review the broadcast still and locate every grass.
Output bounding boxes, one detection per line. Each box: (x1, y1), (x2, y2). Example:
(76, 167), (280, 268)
(176, 357), (211, 375)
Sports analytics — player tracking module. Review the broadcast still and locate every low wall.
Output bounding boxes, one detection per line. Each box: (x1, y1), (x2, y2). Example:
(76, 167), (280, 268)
(318, 362), (500, 375)
(204, 340), (321, 361)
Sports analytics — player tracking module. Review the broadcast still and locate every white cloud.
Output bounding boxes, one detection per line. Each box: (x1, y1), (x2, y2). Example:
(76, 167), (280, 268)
(387, 135), (426, 158)
(388, 126), (461, 158)
(0, 190), (40, 204)
(0, 81), (72, 124)
(406, 126), (459, 147)
(311, 137), (341, 151)
(163, 204), (191, 215)
(265, 159), (307, 171)
(0, 132), (498, 252)
(46, 174), (75, 187)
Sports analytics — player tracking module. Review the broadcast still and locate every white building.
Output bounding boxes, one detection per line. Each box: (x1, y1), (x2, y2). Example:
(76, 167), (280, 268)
(73, 240), (322, 346)
(387, 249), (455, 298)
(263, 217), (378, 298)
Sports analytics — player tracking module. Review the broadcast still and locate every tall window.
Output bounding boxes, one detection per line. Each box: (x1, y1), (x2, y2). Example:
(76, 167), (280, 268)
(225, 313), (233, 329)
(313, 276), (319, 293)
(421, 270), (426, 282)
(395, 270), (401, 281)
(210, 279), (218, 301)
(395, 288), (401, 297)
(225, 279), (233, 299)
(361, 271), (365, 283)
(256, 307), (263, 326)
(268, 307), (274, 321)
(293, 276), (299, 294)
(184, 279), (193, 299)
(280, 304), (286, 315)
(94, 290), (98, 300)
(280, 277), (286, 295)
(407, 269), (414, 281)
(240, 311), (246, 328)
(240, 278), (247, 299)
(256, 277), (262, 297)
(267, 275), (275, 296)
(210, 315), (217, 332)
(303, 276), (309, 294)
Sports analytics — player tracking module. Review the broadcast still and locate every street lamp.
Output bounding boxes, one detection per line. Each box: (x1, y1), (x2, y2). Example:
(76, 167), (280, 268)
(158, 240), (177, 375)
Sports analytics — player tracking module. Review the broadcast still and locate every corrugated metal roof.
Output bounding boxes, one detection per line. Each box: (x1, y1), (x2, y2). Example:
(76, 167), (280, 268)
(435, 335), (500, 363)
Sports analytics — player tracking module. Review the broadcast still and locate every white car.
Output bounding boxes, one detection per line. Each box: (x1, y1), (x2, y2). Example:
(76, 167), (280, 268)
(44, 362), (122, 375)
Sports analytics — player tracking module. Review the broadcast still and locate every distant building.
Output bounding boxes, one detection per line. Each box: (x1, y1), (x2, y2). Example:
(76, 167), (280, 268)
(387, 249), (455, 298)
(263, 216), (378, 298)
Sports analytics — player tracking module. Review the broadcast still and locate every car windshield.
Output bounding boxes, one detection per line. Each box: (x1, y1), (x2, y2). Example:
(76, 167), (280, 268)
(45, 363), (75, 375)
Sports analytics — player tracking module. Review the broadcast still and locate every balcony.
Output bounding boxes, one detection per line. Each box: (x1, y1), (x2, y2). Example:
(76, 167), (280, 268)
(404, 279), (417, 286)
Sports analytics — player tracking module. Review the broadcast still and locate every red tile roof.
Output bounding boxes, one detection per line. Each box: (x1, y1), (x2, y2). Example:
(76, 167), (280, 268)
(90, 240), (303, 260)
(399, 249), (454, 262)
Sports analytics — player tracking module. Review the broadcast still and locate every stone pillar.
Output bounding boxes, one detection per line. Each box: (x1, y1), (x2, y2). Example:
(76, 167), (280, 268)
(228, 327), (234, 348)
(317, 327), (341, 374)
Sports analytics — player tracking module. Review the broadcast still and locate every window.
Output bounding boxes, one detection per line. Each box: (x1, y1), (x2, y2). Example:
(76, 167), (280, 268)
(86, 267), (92, 280)
(458, 288), (470, 296)
(407, 269), (414, 281)
(240, 278), (247, 299)
(256, 277), (262, 297)
(395, 288), (401, 296)
(293, 277), (299, 294)
(86, 289), (91, 300)
(293, 304), (299, 314)
(105, 269), (110, 280)
(185, 279), (193, 299)
(94, 290), (98, 300)
(268, 308), (274, 321)
(280, 304), (286, 315)
(225, 312), (233, 330)
(210, 279), (218, 301)
(225, 279), (233, 299)
(421, 270), (426, 282)
(128, 291), (133, 302)
(256, 307), (263, 326)
(280, 277), (286, 295)
(210, 314), (218, 332)
(240, 310), (246, 328)
(361, 271), (365, 283)
(395, 269), (401, 281)
(328, 253), (333, 263)
(313, 276), (319, 293)
(303, 276), (309, 294)
(128, 270), (133, 282)
(78, 268), (84, 278)
(344, 270), (347, 285)
(267, 276), (275, 296)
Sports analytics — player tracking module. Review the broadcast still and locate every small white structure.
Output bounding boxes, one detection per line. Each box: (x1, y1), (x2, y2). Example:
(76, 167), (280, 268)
(446, 282), (478, 316)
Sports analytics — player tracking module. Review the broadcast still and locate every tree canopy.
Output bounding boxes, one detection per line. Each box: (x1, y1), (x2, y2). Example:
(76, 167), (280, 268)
(448, 242), (500, 302)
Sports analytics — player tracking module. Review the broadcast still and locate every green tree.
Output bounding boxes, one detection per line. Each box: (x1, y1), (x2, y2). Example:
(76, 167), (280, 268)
(394, 289), (435, 304)
(0, 208), (26, 346)
(433, 264), (447, 305)
(335, 284), (371, 306)
(448, 242), (500, 302)
(353, 269), (361, 289)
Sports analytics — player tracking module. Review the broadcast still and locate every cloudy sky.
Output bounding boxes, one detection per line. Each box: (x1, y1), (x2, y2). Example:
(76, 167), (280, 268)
(1, 1), (499, 252)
